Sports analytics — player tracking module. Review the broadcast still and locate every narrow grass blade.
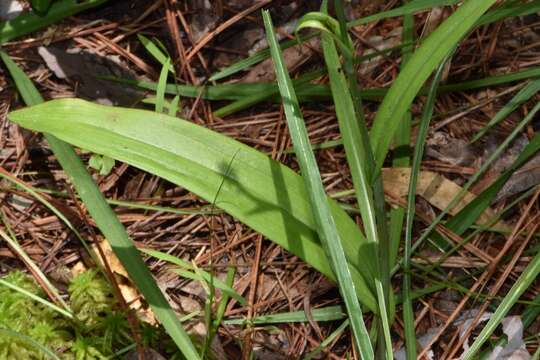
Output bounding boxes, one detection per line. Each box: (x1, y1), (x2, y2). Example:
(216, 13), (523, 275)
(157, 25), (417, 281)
(304, 320), (349, 360)
(138, 34), (175, 73)
(370, 0), (497, 171)
(0, 0), (108, 44)
(114, 65), (540, 106)
(403, 58), (447, 359)
(0, 226), (72, 314)
(388, 4), (414, 270)
(476, 0), (540, 27)
(463, 250), (540, 359)
(8, 98), (378, 313)
(319, 17), (391, 360)
(347, 0), (459, 27)
(471, 78), (540, 143)
(0, 51), (201, 359)
(0, 277), (73, 319)
(225, 305), (346, 325)
(263, 10), (373, 357)
(155, 58), (170, 113)
(447, 132), (540, 235)
(168, 269), (246, 306)
(169, 95), (180, 117)
(395, 102), (540, 272)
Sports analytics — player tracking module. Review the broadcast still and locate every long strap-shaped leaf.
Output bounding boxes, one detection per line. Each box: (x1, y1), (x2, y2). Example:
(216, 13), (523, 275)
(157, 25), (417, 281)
(8, 98), (379, 312)
(369, 0), (497, 171)
(0, 51), (201, 359)
(262, 10), (373, 358)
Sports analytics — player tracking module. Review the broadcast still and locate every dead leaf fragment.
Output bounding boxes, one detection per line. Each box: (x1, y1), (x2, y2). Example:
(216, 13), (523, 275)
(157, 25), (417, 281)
(382, 167), (509, 230)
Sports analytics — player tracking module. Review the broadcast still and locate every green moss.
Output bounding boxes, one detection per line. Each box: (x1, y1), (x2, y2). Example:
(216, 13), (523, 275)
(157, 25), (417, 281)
(0, 270), (162, 359)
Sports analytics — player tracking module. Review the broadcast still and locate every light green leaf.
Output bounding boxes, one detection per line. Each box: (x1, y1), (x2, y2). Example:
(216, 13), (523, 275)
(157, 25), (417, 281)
(8, 98), (378, 313)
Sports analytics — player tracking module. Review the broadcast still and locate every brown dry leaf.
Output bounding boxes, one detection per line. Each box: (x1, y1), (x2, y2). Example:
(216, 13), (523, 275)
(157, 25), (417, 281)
(92, 238), (129, 278)
(382, 167), (509, 230)
(91, 239), (157, 324)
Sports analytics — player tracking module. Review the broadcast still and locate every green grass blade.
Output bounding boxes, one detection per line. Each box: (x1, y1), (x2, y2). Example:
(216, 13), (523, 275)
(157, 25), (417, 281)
(225, 305), (346, 325)
(0, 277), (73, 320)
(141, 247), (245, 304)
(0, 226), (72, 315)
(347, 0), (459, 27)
(304, 320), (349, 360)
(471, 78), (540, 143)
(476, 0), (540, 27)
(138, 34), (175, 74)
(463, 249), (540, 359)
(319, 14), (392, 358)
(395, 102), (540, 272)
(113, 65), (540, 106)
(370, 0), (497, 171)
(263, 10), (373, 357)
(8, 98), (378, 312)
(403, 58), (447, 359)
(447, 132), (540, 235)
(155, 58), (170, 113)
(388, 4), (414, 270)
(0, 0), (108, 44)
(169, 95), (180, 116)
(0, 51), (201, 359)
(170, 269), (246, 306)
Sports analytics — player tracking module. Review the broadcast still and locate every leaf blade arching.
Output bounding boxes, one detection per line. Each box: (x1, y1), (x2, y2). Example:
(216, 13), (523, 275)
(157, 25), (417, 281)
(8, 98), (379, 312)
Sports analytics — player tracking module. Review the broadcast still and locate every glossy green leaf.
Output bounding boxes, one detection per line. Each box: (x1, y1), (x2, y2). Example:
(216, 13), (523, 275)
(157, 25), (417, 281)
(8, 98), (378, 313)
(370, 0), (498, 170)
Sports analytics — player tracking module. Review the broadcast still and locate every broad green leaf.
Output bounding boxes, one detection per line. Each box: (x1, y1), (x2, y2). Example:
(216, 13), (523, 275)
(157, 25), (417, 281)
(0, 51), (201, 359)
(370, 0), (498, 171)
(0, 0), (109, 44)
(8, 98), (378, 313)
